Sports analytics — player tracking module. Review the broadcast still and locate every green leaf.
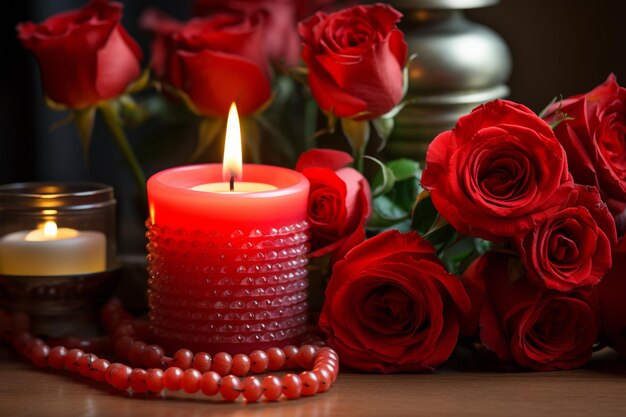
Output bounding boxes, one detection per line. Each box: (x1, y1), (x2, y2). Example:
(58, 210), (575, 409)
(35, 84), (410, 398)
(538, 95), (559, 119)
(340, 118), (370, 172)
(425, 222), (457, 251)
(117, 95), (150, 127)
(411, 191), (439, 235)
(365, 155), (396, 197)
(325, 111), (337, 134)
(380, 101), (409, 120)
(540, 94), (575, 129)
(411, 190), (457, 251)
(391, 178), (421, 213)
(368, 218), (413, 234)
(373, 195), (409, 222)
(371, 117), (394, 151)
(288, 66), (309, 85)
(272, 76), (296, 109)
(445, 240), (476, 263)
(125, 69), (151, 94)
(439, 237), (495, 275)
(549, 114), (575, 130)
(118, 95), (138, 114)
(474, 238), (494, 255)
(411, 191), (458, 252)
(340, 118), (370, 155)
(386, 159), (421, 182)
(424, 214), (449, 238)
(387, 219), (413, 233)
(44, 96), (67, 111)
(192, 118), (225, 162)
(290, 67), (308, 77)
(440, 237), (476, 273)
(367, 210), (401, 230)
(73, 107), (96, 161)
(142, 94), (190, 124)
(402, 53), (418, 98)
(161, 84), (203, 116)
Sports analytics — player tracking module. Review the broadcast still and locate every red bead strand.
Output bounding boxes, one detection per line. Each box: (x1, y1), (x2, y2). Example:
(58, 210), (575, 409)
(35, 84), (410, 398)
(1, 299), (340, 402)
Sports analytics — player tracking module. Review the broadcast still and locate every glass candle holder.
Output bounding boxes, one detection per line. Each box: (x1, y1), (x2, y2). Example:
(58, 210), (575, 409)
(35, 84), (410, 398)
(0, 182), (120, 336)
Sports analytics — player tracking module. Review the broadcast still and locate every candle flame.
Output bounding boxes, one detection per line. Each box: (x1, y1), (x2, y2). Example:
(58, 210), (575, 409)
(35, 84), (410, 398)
(223, 102), (242, 183)
(43, 221), (58, 238)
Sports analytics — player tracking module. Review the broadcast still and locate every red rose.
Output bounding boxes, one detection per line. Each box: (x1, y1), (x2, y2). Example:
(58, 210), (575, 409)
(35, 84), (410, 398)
(422, 99), (574, 241)
(140, 10), (271, 117)
(463, 252), (599, 371)
(596, 237), (626, 357)
(298, 4), (407, 120)
(320, 230), (471, 372)
(193, 0), (300, 65)
(516, 185), (617, 292)
(17, 0), (142, 109)
(296, 149), (370, 262)
(544, 74), (626, 222)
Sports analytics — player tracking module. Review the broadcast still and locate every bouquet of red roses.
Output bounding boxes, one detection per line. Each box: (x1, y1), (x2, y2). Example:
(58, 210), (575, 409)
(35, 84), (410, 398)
(311, 77), (626, 372)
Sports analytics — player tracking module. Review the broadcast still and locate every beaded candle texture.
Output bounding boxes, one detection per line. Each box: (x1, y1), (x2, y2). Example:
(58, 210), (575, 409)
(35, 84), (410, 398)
(146, 163), (310, 355)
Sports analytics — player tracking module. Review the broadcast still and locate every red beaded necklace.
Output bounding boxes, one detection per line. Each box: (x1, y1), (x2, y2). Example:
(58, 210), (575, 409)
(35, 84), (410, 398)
(0, 299), (339, 403)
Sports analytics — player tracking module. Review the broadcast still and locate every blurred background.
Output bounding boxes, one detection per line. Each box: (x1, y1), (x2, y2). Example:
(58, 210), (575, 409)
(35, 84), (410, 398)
(2, 0), (625, 252)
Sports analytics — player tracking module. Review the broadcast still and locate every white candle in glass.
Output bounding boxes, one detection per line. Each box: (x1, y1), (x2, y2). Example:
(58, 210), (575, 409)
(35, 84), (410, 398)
(0, 221), (106, 276)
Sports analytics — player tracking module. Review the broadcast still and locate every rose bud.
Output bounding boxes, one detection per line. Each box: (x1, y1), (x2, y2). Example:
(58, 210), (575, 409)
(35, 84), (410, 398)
(299, 4), (407, 120)
(296, 149), (371, 263)
(140, 9), (271, 117)
(17, 0), (142, 109)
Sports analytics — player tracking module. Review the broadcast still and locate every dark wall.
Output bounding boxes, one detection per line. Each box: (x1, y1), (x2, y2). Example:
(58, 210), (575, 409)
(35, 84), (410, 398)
(1, 2), (37, 184)
(468, 0), (626, 111)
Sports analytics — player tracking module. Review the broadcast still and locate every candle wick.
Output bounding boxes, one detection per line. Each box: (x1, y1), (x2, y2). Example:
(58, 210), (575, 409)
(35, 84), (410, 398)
(229, 174), (235, 192)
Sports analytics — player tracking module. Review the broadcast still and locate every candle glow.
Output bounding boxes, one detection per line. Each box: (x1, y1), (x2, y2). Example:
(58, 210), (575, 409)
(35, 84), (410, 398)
(25, 220), (79, 241)
(43, 221), (57, 238)
(223, 102), (243, 183)
(190, 102), (277, 194)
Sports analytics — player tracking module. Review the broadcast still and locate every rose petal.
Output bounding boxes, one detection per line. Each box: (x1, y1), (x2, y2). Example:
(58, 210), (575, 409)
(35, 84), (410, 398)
(295, 149), (353, 172)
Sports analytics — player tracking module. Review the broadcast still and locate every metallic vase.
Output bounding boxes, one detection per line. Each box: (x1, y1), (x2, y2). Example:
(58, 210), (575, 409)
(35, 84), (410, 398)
(386, 0), (512, 162)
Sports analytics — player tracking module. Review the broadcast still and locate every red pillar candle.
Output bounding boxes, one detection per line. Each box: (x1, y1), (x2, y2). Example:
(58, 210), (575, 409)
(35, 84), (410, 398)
(146, 104), (310, 354)
(148, 164), (309, 233)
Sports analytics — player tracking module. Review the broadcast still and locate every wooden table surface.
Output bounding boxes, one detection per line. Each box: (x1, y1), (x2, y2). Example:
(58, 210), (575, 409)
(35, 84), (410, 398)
(1, 347), (626, 417)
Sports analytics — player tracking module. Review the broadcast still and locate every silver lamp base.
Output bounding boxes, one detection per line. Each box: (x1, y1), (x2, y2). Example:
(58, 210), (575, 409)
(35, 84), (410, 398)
(386, 0), (512, 162)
